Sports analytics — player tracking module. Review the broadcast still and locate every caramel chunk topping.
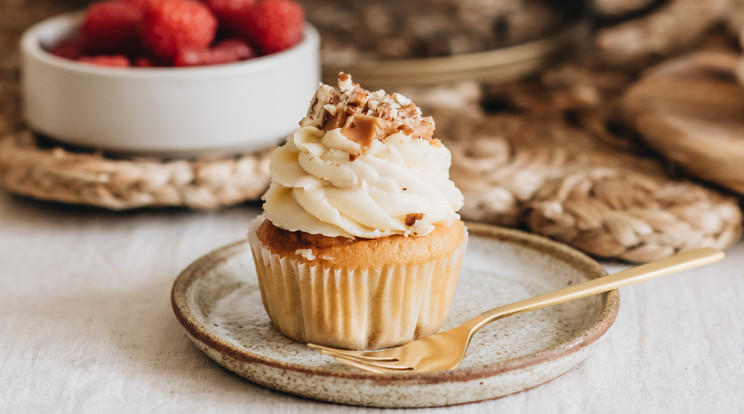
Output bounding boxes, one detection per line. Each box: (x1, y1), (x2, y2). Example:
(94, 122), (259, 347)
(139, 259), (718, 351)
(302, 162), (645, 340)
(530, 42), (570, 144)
(341, 114), (390, 150)
(300, 73), (438, 144)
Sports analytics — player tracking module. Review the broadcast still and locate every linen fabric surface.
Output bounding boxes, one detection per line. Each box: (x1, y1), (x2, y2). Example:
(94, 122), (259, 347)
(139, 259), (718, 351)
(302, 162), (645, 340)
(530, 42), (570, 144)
(1, 192), (742, 413)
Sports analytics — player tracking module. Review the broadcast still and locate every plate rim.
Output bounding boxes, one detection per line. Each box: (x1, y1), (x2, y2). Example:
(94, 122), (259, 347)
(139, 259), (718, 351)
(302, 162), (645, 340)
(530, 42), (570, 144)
(320, 21), (589, 87)
(171, 222), (619, 386)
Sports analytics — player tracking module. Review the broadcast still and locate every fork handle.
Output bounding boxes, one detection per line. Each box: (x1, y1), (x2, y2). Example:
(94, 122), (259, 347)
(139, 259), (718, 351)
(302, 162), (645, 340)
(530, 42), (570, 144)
(466, 247), (724, 332)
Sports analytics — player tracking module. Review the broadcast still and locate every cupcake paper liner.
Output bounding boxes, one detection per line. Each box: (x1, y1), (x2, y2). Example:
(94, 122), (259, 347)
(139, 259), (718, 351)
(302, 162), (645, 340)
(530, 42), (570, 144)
(247, 218), (467, 350)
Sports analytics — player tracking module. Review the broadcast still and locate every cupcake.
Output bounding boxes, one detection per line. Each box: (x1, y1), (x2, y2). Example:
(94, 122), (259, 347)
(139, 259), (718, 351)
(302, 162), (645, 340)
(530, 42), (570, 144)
(248, 73), (466, 350)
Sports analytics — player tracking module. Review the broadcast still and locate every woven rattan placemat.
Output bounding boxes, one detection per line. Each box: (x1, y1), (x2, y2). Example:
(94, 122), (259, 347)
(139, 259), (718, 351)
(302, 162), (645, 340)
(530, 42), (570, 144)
(436, 111), (742, 263)
(0, 132), (272, 209)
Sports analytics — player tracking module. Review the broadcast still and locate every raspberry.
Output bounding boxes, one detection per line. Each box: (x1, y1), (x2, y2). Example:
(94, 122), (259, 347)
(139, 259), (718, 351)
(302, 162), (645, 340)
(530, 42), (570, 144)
(174, 38), (256, 66)
(140, 0), (218, 60)
(238, 0), (304, 55)
(203, 0), (255, 31)
(134, 56), (156, 67)
(80, 0), (143, 56)
(122, 0), (151, 8)
(133, 55), (169, 67)
(48, 38), (83, 59)
(77, 55), (131, 67)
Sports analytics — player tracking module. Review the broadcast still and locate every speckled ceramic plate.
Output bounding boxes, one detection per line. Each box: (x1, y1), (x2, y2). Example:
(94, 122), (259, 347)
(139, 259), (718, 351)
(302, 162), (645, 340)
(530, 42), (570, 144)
(171, 223), (618, 408)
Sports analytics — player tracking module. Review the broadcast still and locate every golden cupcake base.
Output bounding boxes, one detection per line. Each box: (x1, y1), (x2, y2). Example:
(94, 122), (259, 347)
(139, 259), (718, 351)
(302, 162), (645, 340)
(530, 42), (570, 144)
(248, 217), (467, 350)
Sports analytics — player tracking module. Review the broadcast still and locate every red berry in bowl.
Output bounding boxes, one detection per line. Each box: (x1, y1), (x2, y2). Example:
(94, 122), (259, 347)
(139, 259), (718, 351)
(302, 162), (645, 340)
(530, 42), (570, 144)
(45, 0), (307, 67)
(134, 56), (156, 67)
(77, 55), (131, 67)
(122, 0), (152, 9)
(49, 38), (83, 59)
(204, 0), (255, 31)
(174, 38), (256, 66)
(133, 55), (171, 67)
(140, 0), (218, 60)
(80, 0), (143, 56)
(237, 0), (304, 55)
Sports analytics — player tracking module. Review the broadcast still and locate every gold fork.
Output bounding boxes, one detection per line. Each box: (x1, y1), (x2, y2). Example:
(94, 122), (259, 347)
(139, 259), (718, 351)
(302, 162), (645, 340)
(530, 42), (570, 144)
(307, 247), (724, 374)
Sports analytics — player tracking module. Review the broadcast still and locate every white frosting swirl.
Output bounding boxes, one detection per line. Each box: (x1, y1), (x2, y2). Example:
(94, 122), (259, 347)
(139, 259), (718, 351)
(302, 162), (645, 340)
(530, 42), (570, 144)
(262, 126), (463, 238)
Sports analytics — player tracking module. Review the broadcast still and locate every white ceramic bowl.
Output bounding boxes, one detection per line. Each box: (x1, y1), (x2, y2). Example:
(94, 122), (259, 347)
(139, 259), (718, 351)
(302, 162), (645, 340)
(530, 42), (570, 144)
(20, 12), (320, 157)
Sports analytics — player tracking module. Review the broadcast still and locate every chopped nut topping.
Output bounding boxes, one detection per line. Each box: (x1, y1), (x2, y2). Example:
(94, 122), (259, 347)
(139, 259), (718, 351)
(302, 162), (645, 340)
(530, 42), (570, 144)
(405, 213), (424, 226)
(393, 93), (412, 106)
(300, 73), (437, 145)
(397, 124), (414, 136)
(322, 110), (347, 130)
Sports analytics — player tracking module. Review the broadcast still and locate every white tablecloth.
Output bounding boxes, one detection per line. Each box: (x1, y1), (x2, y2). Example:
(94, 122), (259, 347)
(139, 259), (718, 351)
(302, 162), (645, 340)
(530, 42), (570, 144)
(2, 191), (743, 413)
